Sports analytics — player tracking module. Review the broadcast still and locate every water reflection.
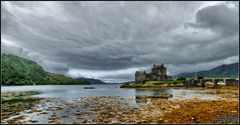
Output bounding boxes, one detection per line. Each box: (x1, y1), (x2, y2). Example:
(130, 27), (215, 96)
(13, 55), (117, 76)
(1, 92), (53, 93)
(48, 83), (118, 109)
(134, 88), (220, 101)
(136, 89), (169, 95)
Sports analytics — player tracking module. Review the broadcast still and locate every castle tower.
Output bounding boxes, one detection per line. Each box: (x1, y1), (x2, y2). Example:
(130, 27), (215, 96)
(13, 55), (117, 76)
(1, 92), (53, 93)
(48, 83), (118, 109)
(151, 64), (166, 76)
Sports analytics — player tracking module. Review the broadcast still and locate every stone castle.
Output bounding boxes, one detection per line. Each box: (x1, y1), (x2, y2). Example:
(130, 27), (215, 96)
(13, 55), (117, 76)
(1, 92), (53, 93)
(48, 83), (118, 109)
(135, 64), (172, 82)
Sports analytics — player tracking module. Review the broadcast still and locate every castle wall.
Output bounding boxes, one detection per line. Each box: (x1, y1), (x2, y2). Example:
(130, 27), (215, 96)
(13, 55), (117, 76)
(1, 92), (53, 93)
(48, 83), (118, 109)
(135, 73), (146, 82)
(146, 73), (152, 80)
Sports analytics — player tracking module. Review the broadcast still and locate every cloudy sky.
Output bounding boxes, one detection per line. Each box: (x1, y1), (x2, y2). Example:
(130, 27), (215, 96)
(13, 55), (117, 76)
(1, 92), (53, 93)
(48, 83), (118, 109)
(1, 1), (239, 83)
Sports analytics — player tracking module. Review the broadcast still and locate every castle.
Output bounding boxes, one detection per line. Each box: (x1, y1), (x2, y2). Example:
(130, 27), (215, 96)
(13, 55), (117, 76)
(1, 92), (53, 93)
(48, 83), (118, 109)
(135, 64), (172, 82)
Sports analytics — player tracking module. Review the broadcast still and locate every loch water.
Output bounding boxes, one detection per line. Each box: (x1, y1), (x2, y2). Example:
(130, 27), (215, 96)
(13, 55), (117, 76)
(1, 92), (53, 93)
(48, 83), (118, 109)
(1, 84), (219, 100)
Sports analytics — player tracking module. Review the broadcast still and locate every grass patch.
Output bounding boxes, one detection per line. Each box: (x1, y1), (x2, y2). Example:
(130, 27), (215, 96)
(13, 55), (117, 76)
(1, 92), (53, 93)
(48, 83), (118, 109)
(140, 80), (184, 85)
(120, 80), (185, 88)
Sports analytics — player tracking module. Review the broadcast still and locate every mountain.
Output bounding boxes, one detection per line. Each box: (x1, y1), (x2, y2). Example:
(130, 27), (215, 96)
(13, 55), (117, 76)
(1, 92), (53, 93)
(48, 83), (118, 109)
(174, 62), (239, 78)
(120, 81), (135, 84)
(76, 78), (106, 84)
(1, 54), (89, 85)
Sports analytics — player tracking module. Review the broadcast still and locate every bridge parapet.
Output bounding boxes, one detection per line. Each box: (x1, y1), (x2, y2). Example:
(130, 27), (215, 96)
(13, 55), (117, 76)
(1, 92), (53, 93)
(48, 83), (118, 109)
(213, 79), (224, 82)
(210, 78), (238, 86)
(225, 79), (238, 86)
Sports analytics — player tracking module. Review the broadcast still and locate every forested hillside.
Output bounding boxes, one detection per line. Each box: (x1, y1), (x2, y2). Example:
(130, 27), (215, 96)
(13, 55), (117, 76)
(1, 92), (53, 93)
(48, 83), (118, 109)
(174, 63), (239, 78)
(1, 54), (89, 85)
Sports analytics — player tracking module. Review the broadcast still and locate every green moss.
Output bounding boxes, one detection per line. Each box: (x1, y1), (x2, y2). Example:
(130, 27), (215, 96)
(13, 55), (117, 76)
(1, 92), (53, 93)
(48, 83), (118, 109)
(1, 91), (42, 122)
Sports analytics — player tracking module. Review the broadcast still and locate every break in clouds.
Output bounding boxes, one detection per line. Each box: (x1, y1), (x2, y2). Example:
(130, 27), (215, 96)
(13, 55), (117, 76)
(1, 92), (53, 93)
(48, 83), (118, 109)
(1, 1), (239, 83)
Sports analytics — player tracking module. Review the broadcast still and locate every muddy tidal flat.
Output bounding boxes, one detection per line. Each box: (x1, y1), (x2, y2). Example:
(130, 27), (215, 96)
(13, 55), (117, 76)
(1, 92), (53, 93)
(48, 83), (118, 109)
(1, 85), (239, 124)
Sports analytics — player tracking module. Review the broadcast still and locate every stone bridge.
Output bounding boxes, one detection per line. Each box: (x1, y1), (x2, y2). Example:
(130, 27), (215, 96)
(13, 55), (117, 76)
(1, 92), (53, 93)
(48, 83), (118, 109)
(186, 78), (239, 87)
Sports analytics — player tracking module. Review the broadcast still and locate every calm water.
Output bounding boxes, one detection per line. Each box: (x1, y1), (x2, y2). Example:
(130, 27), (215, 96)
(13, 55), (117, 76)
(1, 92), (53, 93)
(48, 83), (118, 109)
(1, 84), (219, 100)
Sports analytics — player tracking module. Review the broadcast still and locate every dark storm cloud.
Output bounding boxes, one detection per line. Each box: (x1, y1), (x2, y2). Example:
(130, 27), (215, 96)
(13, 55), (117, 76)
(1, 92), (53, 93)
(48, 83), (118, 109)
(1, 1), (239, 82)
(185, 3), (239, 35)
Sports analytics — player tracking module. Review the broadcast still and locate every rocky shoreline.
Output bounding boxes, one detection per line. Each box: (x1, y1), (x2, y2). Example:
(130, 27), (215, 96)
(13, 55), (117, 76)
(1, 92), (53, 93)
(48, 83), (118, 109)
(1, 86), (239, 124)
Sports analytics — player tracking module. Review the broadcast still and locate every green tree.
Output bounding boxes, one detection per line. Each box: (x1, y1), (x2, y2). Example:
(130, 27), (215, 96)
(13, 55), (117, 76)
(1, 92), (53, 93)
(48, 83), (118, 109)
(198, 76), (204, 80)
(176, 77), (186, 81)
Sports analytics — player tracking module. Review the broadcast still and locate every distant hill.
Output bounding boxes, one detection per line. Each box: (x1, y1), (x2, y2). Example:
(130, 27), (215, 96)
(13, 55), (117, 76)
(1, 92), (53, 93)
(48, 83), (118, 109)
(1, 54), (89, 85)
(76, 78), (106, 84)
(46, 72), (89, 85)
(174, 62), (239, 78)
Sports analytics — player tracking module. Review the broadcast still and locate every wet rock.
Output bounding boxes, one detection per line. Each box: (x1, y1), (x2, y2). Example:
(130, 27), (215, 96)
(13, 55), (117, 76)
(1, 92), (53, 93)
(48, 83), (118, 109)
(26, 110), (34, 113)
(83, 87), (95, 89)
(74, 113), (83, 116)
(28, 120), (38, 123)
(150, 94), (173, 99)
(48, 114), (61, 122)
(111, 120), (121, 124)
(14, 115), (26, 120)
(55, 106), (64, 110)
(136, 95), (147, 100)
(82, 119), (88, 123)
(72, 122), (81, 124)
(40, 111), (48, 114)
(6, 119), (22, 124)
(48, 120), (56, 123)
(61, 115), (69, 118)
(35, 109), (43, 112)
